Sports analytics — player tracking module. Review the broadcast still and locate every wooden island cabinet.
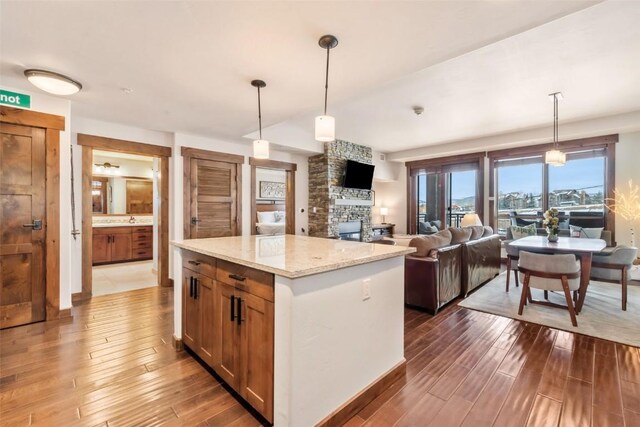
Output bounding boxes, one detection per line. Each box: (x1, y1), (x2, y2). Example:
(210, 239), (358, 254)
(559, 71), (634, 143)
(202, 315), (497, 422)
(181, 249), (274, 423)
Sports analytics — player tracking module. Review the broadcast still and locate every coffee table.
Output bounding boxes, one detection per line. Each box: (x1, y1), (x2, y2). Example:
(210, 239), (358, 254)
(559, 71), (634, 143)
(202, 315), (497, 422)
(509, 236), (607, 313)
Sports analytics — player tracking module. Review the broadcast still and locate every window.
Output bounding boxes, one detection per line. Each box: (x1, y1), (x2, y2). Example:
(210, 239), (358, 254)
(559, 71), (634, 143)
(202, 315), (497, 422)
(495, 157), (543, 234)
(489, 138), (615, 237)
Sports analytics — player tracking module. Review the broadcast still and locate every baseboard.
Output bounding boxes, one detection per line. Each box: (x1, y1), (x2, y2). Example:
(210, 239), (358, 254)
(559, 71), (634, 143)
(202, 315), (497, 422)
(172, 334), (183, 351)
(58, 308), (73, 319)
(71, 291), (92, 305)
(315, 359), (407, 427)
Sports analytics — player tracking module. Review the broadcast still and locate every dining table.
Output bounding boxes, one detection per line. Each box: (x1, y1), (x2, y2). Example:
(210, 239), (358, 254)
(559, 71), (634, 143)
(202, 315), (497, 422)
(509, 235), (607, 313)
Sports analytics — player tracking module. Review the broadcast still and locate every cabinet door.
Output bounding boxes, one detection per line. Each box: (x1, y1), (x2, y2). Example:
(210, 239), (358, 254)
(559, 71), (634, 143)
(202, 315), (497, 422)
(239, 291), (274, 422)
(216, 282), (240, 389)
(182, 268), (199, 350)
(111, 234), (132, 262)
(92, 234), (111, 264)
(197, 276), (218, 367)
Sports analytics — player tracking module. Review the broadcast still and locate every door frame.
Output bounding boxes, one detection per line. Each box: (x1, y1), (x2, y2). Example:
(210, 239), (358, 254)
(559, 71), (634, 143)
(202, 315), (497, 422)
(0, 106), (64, 320)
(77, 134), (172, 303)
(181, 147), (244, 239)
(249, 158), (297, 235)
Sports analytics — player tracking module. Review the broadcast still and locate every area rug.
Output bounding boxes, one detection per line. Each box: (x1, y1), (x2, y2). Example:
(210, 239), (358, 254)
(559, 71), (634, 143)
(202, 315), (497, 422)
(459, 272), (640, 347)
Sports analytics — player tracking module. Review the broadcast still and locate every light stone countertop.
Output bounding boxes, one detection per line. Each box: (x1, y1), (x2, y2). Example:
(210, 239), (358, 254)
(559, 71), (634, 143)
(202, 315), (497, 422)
(171, 235), (416, 279)
(92, 222), (153, 228)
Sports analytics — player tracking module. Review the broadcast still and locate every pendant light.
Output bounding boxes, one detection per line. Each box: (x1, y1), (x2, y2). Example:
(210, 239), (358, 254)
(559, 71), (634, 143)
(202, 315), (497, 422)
(251, 79), (269, 159)
(315, 35), (339, 142)
(24, 69), (82, 95)
(545, 92), (566, 167)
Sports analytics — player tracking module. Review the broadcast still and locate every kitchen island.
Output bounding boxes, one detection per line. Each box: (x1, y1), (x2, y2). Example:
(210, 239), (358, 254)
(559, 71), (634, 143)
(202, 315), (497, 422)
(171, 235), (415, 426)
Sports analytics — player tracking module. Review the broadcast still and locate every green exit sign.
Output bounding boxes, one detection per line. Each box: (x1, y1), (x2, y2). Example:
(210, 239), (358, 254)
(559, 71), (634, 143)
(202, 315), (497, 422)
(0, 89), (31, 108)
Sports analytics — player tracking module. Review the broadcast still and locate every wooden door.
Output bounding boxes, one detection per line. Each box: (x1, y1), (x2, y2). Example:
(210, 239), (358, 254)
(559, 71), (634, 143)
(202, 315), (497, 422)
(0, 123), (46, 328)
(197, 275), (217, 366)
(92, 234), (111, 264)
(217, 282), (240, 388)
(239, 291), (274, 422)
(182, 268), (199, 349)
(111, 234), (132, 262)
(190, 159), (238, 238)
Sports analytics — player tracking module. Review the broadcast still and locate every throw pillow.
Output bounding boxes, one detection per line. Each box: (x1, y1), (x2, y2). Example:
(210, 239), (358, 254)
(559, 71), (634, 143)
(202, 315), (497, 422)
(274, 211), (286, 223)
(450, 227), (472, 244)
(570, 225), (603, 239)
(510, 224), (536, 239)
(257, 211), (276, 223)
(430, 220), (442, 230)
(467, 226), (485, 240)
(482, 226), (494, 237)
(408, 230), (452, 257)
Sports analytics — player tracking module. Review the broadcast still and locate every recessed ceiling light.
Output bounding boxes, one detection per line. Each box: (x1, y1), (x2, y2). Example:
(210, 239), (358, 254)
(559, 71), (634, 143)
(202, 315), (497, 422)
(121, 87), (134, 94)
(24, 69), (82, 95)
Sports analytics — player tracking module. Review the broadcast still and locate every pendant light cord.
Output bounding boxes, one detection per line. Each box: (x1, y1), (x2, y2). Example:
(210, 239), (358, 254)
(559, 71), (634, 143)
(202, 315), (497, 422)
(553, 93), (558, 147)
(324, 47), (330, 115)
(257, 86), (263, 139)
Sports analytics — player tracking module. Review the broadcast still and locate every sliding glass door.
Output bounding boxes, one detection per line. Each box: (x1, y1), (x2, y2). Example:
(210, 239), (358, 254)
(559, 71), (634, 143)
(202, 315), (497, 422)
(408, 153), (484, 235)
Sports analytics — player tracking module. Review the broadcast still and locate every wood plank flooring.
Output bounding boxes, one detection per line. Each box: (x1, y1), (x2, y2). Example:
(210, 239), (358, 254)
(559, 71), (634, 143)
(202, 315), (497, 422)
(1, 286), (638, 426)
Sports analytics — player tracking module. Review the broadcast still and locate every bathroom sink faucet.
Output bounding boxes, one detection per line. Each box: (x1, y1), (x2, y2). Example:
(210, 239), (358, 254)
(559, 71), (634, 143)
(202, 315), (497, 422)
(129, 215), (135, 223)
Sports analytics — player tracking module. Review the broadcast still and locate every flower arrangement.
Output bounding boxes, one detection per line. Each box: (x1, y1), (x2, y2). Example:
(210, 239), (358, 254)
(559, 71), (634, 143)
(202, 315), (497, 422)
(543, 208), (560, 241)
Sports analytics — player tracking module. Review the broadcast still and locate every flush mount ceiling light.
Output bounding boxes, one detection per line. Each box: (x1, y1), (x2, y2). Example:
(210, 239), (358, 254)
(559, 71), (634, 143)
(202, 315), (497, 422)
(94, 162), (120, 175)
(315, 34), (339, 142)
(545, 92), (566, 167)
(251, 79), (269, 159)
(24, 69), (83, 95)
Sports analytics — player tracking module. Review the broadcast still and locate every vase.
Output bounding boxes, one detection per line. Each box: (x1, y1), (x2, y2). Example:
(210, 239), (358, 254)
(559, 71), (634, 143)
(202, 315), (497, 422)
(548, 233), (559, 243)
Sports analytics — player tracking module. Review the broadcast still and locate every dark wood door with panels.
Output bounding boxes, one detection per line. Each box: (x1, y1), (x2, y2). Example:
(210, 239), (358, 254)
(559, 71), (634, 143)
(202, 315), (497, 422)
(0, 123), (46, 328)
(189, 158), (239, 238)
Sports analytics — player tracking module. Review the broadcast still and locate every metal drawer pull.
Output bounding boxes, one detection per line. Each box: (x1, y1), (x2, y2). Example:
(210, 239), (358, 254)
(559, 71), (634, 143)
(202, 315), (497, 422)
(236, 297), (242, 325)
(193, 278), (198, 299)
(229, 274), (246, 282)
(189, 276), (194, 298)
(230, 295), (236, 321)
(188, 260), (201, 266)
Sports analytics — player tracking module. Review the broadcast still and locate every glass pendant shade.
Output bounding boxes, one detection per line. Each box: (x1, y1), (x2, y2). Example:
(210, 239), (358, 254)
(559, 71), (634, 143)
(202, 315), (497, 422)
(545, 149), (566, 166)
(315, 115), (335, 142)
(24, 69), (82, 95)
(253, 139), (270, 159)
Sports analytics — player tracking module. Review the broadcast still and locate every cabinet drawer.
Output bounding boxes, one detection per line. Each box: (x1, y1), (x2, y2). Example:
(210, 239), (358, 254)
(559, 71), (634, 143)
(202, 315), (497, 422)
(131, 226), (152, 234)
(132, 247), (152, 260)
(132, 239), (152, 249)
(216, 259), (274, 302)
(93, 226), (132, 235)
(132, 232), (152, 242)
(182, 250), (217, 278)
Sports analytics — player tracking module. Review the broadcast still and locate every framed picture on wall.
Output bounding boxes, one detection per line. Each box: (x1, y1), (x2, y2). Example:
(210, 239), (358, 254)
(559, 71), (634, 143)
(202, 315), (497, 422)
(259, 181), (286, 199)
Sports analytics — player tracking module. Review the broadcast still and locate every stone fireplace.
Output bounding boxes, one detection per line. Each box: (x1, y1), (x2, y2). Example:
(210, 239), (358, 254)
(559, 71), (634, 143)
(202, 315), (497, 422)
(308, 140), (374, 241)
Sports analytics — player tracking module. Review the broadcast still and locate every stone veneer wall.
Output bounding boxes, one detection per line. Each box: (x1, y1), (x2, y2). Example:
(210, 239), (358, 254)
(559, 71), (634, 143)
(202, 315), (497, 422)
(308, 140), (374, 241)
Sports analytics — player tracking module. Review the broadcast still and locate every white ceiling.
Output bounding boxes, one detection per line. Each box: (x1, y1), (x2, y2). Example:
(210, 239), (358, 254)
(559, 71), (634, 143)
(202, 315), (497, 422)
(3, 0), (637, 155)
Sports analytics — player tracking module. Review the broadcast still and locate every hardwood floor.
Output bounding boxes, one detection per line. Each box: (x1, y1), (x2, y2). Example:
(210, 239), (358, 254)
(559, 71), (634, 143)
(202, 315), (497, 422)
(1, 287), (638, 426)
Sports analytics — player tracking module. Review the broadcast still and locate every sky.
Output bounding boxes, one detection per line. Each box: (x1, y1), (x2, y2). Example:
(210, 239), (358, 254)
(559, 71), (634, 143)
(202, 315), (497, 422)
(418, 157), (605, 201)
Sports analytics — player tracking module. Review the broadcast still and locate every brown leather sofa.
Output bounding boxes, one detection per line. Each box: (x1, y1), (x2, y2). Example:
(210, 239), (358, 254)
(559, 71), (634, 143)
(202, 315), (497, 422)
(405, 226), (500, 314)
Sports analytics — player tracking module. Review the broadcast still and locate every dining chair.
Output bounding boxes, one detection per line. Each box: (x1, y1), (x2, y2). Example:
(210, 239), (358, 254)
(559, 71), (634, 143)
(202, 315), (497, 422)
(517, 251), (581, 327)
(505, 242), (519, 292)
(591, 245), (637, 311)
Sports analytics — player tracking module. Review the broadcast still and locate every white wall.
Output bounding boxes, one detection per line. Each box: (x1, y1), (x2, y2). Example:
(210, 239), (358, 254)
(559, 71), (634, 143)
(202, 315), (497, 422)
(615, 132), (640, 246)
(372, 174), (407, 233)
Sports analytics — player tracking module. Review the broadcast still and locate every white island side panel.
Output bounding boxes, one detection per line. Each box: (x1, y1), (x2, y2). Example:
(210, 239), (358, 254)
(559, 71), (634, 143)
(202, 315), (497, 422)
(274, 256), (405, 427)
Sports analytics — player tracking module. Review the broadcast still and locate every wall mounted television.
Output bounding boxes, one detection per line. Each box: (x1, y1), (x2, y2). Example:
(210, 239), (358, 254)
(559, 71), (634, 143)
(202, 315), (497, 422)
(342, 160), (375, 190)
